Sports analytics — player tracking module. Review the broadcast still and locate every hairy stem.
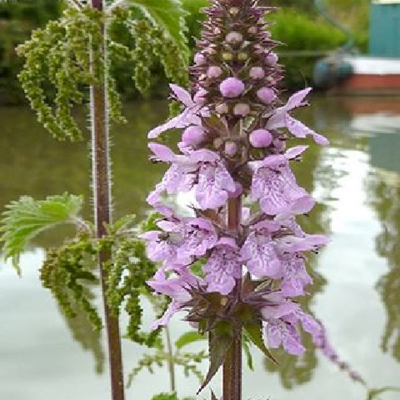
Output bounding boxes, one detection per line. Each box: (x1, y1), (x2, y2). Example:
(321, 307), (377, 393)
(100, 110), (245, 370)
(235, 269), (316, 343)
(90, 1), (125, 399)
(165, 326), (177, 393)
(223, 194), (242, 400)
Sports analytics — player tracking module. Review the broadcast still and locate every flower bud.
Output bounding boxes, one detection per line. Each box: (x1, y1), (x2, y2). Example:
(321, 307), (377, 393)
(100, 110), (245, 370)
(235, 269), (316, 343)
(226, 31), (243, 45)
(224, 141), (238, 156)
(219, 77), (245, 98)
(194, 53), (206, 66)
(216, 103), (229, 114)
(249, 129), (273, 148)
(207, 66), (223, 78)
(249, 67), (265, 79)
(213, 137), (224, 149)
(222, 52), (234, 61)
(194, 89), (208, 105)
(182, 126), (205, 146)
(237, 52), (248, 61)
(233, 103), (250, 117)
(265, 52), (278, 66)
(247, 26), (257, 35)
(257, 87), (276, 104)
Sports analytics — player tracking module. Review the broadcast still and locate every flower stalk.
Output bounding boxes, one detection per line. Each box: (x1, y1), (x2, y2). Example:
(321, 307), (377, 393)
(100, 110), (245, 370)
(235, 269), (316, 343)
(90, 0), (125, 399)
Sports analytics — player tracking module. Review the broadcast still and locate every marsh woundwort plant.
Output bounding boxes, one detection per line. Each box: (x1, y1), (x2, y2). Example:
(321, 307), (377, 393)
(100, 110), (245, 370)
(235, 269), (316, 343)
(142, 1), (365, 399)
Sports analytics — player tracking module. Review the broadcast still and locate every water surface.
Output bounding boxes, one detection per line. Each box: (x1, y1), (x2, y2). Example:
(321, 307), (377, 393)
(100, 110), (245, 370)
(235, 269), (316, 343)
(0, 96), (400, 400)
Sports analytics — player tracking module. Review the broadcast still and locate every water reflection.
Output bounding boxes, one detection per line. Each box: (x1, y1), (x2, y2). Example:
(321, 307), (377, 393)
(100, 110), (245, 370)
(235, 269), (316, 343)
(372, 177), (400, 362)
(1, 96), (400, 400)
(367, 125), (400, 363)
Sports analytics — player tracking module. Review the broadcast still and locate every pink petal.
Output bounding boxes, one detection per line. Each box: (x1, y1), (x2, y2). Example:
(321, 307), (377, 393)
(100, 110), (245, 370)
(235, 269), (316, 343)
(149, 143), (177, 162)
(282, 88), (312, 112)
(286, 116), (329, 145)
(169, 84), (195, 108)
(148, 110), (201, 139)
(285, 145), (308, 160)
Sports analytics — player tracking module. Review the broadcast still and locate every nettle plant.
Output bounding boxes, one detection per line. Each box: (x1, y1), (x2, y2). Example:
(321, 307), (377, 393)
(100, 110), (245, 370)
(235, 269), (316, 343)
(0, 1), (205, 400)
(142, 0), (367, 399)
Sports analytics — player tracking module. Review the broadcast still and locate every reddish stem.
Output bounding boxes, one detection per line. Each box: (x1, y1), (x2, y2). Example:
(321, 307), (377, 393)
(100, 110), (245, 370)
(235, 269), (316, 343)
(223, 194), (243, 400)
(90, 1), (125, 399)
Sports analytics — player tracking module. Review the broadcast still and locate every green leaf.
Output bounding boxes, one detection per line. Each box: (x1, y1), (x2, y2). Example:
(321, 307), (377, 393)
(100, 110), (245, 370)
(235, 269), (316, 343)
(175, 331), (205, 350)
(1, 194), (83, 272)
(197, 331), (232, 394)
(243, 323), (277, 364)
(150, 393), (179, 400)
(129, 0), (189, 59)
(109, 214), (136, 234)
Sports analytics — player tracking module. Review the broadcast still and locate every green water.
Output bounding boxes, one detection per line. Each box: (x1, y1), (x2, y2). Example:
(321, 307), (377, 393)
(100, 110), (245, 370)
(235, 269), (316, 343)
(0, 97), (400, 400)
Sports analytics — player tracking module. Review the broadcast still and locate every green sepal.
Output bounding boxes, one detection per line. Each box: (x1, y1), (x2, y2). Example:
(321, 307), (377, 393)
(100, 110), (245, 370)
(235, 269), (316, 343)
(197, 331), (233, 394)
(175, 331), (205, 350)
(243, 322), (277, 364)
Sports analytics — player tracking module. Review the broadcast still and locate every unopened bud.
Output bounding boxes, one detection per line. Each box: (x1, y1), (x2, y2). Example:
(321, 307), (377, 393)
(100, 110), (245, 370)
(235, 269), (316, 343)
(222, 52), (234, 61)
(216, 103), (229, 114)
(213, 137), (224, 149)
(248, 26), (257, 35)
(207, 66), (223, 78)
(265, 52), (279, 66)
(257, 87), (276, 104)
(194, 53), (206, 66)
(224, 141), (238, 156)
(194, 89), (208, 105)
(249, 129), (273, 148)
(220, 77), (245, 98)
(226, 31), (243, 45)
(249, 66), (265, 79)
(233, 103), (250, 117)
(182, 126), (205, 146)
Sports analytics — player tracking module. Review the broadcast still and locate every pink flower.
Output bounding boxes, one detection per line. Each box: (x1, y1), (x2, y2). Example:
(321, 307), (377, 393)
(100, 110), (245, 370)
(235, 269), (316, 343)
(148, 85), (202, 139)
(251, 147), (315, 215)
(266, 88), (329, 145)
(203, 237), (242, 295)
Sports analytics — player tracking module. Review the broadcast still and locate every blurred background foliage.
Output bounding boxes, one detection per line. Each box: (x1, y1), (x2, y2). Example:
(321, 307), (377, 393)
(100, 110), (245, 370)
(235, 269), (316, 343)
(0, 0), (369, 104)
